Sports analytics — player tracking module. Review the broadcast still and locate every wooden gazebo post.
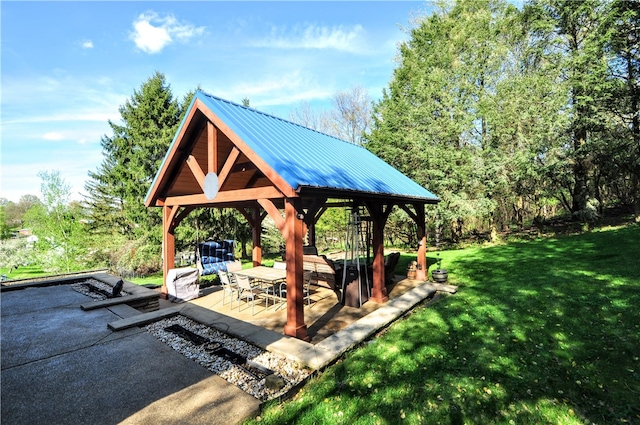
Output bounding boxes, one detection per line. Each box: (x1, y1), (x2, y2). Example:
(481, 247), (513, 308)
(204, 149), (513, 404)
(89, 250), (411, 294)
(367, 201), (391, 303)
(160, 204), (195, 298)
(283, 199), (309, 341)
(161, 204), (176, 298)
(251, 206), (263, 266)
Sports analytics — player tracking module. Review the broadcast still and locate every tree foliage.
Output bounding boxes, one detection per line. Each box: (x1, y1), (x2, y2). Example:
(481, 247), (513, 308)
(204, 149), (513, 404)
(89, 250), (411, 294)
(23, 171), (87, 273)
(84, 72), (189, 237)
(366, 0), (640, 241)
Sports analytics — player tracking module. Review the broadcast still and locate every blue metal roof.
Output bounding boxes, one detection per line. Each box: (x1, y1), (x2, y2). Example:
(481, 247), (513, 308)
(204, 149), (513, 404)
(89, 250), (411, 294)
(195, 91), (438, 202)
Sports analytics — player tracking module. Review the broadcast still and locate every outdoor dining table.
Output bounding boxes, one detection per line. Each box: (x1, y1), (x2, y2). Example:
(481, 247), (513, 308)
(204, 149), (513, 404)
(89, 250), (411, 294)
(233, 266), (286, 284)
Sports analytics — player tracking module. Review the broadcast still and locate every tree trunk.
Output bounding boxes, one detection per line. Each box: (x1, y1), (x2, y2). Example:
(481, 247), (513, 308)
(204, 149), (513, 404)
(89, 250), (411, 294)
(571, 124), (590, 215)
(629, 51), (640, 222)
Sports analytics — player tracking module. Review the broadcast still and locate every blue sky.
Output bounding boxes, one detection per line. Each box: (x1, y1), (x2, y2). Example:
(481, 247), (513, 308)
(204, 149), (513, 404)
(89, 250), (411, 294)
(1, 1), (429, 203)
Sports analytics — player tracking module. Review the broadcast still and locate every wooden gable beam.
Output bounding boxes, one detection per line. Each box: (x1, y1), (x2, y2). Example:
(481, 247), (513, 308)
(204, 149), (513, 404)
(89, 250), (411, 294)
(164, 186), (284, 207)
(146, 105), (203, 207)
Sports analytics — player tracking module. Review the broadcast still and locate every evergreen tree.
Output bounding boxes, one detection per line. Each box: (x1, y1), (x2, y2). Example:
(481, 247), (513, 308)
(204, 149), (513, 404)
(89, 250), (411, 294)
(85, 72), (186, 237)
(366, 0), (525, 239)
(526, 0), (612, 218)
(603, 0), (640, 219)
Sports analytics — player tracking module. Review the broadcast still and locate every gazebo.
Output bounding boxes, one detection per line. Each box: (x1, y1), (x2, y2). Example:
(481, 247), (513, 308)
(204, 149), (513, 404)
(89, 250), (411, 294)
(145, 90), (439, 341)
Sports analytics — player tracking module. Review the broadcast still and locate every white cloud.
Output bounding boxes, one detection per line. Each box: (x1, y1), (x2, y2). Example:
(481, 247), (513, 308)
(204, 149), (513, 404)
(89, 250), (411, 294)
(42, 132), (64, 141)
(213, 71), (333, 110)
(130, 12), (205, 54)
(254, 24), (366, 53)
(82, 40), (94, 49)
(2, 74), (126, 129)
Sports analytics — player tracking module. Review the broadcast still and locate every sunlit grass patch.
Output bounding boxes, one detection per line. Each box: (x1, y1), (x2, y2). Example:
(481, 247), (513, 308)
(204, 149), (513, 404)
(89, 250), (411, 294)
(248, 225), (640, 425)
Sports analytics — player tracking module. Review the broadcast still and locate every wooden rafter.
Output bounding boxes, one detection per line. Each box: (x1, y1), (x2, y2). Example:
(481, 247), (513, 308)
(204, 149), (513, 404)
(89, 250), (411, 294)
(186, 155), (206, 191)
(258, 198), (285, 232)
(218, 147), (240, 190)
(208, 121), (216, 173)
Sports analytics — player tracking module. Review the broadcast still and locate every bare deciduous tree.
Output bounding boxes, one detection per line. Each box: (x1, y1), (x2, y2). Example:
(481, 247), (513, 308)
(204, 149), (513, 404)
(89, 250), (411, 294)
(330, 85), (372, 145)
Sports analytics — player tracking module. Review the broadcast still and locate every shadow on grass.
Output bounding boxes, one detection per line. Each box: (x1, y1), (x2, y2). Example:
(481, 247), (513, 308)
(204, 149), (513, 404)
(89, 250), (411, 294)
(250, 226), (640, 425)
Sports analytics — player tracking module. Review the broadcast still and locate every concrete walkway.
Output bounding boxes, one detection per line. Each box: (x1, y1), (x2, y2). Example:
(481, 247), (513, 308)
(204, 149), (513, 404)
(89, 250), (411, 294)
(1, 274), (456, 424)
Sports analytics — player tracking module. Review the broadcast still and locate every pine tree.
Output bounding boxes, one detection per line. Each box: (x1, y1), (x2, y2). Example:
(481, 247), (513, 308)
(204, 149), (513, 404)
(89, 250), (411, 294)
(85, 72), (186, 237)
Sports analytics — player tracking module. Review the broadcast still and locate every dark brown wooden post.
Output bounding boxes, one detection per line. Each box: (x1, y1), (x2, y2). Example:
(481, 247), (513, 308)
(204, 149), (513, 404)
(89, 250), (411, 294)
(283, 199), (309, 341)
(252, 206), (262, 266)
(368, 202), (389, 303)
(161, 204), (176, 299)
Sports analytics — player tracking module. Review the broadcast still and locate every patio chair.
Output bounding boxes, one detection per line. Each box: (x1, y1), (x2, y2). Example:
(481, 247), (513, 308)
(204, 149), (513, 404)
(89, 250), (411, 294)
(273, 261), (287, 270)
(226, 261), (243, 272)
(278, 270), (313, 306)
(384, 252), (401, 284)
(253, 261), (286, 308)
(219, 270), (238, 308)
(234, 273), (267, 315)
(259, 282), (281, 310)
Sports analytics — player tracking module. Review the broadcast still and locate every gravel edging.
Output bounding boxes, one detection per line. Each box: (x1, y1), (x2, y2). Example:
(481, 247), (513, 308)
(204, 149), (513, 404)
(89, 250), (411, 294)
(146, 315), (312, 401)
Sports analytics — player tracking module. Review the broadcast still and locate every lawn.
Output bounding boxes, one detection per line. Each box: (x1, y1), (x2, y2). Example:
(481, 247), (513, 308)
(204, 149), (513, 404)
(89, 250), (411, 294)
(0, 264), (47, 280)
(247, 225), (640, 424)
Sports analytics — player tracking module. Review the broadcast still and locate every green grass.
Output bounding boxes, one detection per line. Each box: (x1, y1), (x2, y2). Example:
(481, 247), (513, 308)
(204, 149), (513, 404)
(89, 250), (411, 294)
(0, 264), (47, 280)
(128, 272), (164, 286)
(247, 225), (640, 424)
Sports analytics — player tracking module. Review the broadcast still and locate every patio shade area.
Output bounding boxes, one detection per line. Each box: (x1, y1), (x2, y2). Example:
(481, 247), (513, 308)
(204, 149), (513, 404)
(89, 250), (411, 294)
(188, 270), (440, 345)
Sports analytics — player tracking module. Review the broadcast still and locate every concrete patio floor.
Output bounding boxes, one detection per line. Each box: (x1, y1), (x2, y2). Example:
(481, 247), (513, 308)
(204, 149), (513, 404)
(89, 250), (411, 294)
(183, 274), (439, 345)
